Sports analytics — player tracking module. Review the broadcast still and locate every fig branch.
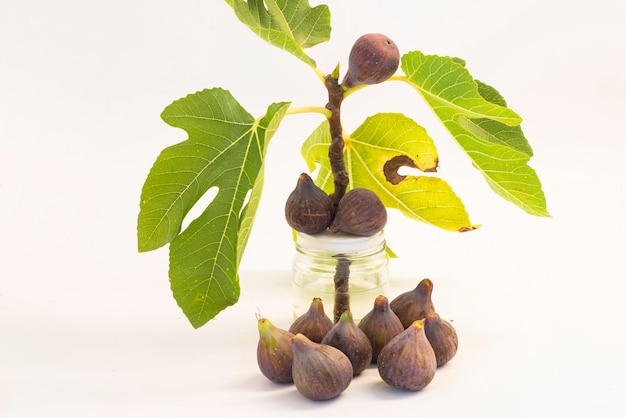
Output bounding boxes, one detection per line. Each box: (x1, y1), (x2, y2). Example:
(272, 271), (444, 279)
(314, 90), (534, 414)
(324, 72), (352, 323)
(324, 73), (349, 208)
(284, 34), (397, 323)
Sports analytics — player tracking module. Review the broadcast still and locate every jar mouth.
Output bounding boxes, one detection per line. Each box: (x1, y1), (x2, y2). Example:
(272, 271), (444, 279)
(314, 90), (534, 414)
(295, 230), (386, 254)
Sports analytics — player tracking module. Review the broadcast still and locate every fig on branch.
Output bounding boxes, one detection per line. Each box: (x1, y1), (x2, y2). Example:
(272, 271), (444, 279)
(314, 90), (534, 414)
(285, 173), (334, 235)
(342, 33), (400, 88)
(329, 188), (387, 236)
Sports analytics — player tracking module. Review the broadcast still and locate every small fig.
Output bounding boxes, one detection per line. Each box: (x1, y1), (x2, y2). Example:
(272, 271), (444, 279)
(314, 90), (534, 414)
(285, 173), (334, 234)
(256, 318), (295, 383)
(289, 297), (333, 343)
(424, 312), (458, 367)
(291, 333), (353, 401)
(342, 33), (400, 88)
(377, 319), (437, 391)
(390, 278), (436, 329)
(329, 188), (387, 237)
(321, 310), (373, 375)
(358, 295), (404, 363)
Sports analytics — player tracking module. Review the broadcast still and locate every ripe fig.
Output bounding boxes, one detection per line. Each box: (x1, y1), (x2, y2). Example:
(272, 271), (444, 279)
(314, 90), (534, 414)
(321, 310), (373, 375)
(424, 312), (458, 367)
(285, 173), (334, 235)
(289, 297), (333, 343)
(256, 318), (295, 383)
(358, 295), (404, 363)
(342, 33), (400, 88)
(390, 278), (436, 329)
(329, 188), (387, 237)
(291, 333), (353, 401)
(377, 319), (437, 391)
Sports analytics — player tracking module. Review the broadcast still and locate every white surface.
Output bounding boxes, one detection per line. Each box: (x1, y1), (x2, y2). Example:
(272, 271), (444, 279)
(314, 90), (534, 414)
(2, 0), (626, 417)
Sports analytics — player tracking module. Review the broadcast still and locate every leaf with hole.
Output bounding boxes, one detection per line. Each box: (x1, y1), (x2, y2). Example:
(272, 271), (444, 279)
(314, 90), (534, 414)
(137, 88), (289, 328)
(302, 112), (474, 232)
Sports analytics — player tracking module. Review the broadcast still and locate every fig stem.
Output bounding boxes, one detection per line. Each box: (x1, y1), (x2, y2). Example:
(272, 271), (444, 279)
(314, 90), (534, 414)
(324, 74), (349, 208)
(324, 73), (352, 323)
(333, 257), (352, 323)
(285, 106), (332, 118)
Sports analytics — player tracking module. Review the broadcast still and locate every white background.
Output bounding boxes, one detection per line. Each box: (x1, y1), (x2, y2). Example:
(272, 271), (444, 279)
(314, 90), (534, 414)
(2, 0), (626, 416)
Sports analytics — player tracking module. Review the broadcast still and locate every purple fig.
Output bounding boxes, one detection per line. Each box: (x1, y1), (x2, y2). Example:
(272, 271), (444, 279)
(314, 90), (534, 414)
(390, 278), (436, 328)
(291, 333), (353, 401)
(342, 33), (400, 88)
(289, 297), (333, 343)
(358, 295), (404, 363)
(256, 318), (294, 383)
(321, 310), (373, 375)
(424, 312), (458, 367)
(285, 173), (334, 235)
(377, 319), (437, 391)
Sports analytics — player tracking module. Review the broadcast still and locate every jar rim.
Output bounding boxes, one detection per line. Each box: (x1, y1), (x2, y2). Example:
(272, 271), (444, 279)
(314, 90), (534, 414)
(295, 230), (385, 254)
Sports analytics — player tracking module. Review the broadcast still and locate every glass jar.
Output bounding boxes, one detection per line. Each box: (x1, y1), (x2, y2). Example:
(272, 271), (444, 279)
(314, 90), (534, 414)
(292, 230), (390, 323)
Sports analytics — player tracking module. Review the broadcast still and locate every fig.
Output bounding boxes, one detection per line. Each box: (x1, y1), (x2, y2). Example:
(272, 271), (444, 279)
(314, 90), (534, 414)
(329, 188), (387, 237)
(321, 310), (373, 375)
(285, 173), (334, 235)
(291, 333), (353, 401)
(342, 33), (400, 88)
(390, 278), (436, 329)
(358, 295), (404, 363)
(377, 319), (437, 391)
(424, 312), (458, 367)
(256, 318), (295, 383)
(289, 297), (333, 343)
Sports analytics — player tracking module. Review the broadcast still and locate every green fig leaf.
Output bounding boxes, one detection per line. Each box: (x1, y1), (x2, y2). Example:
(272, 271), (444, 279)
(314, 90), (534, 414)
(401, 51), (549, 216)
(137, 88), (289, 328)
(225, 0), (331, 68)
(302, 113), (474, 232)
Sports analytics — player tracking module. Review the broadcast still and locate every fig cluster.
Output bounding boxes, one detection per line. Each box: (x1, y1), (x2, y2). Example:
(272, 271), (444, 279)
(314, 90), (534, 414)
(285, 173), (387, 237)
(256, 279), (458, 400)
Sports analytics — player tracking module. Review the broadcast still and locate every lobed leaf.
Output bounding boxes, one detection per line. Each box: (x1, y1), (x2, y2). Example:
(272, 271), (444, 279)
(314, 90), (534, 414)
(225, 0), (331, 67)
(302, 113), (474, 232)
(137, 88), (289, 327)
(401, 51), (549, 217)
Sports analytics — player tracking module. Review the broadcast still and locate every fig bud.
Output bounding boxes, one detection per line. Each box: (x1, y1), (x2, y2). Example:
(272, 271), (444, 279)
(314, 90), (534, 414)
(342, 33), (400, 88)
(329, 188), (387, 237)
(289, 297), (333, 343)
(291, 333), (353, 401)
(256, 318), (295, 383)
(358, 295), (404, 363)
(377, 319), (437, 391)
(321, 310), (373, 375)
(285, 173), (334, 234)
(424, 312), (458, 367)
(390, 278), (436, 329)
